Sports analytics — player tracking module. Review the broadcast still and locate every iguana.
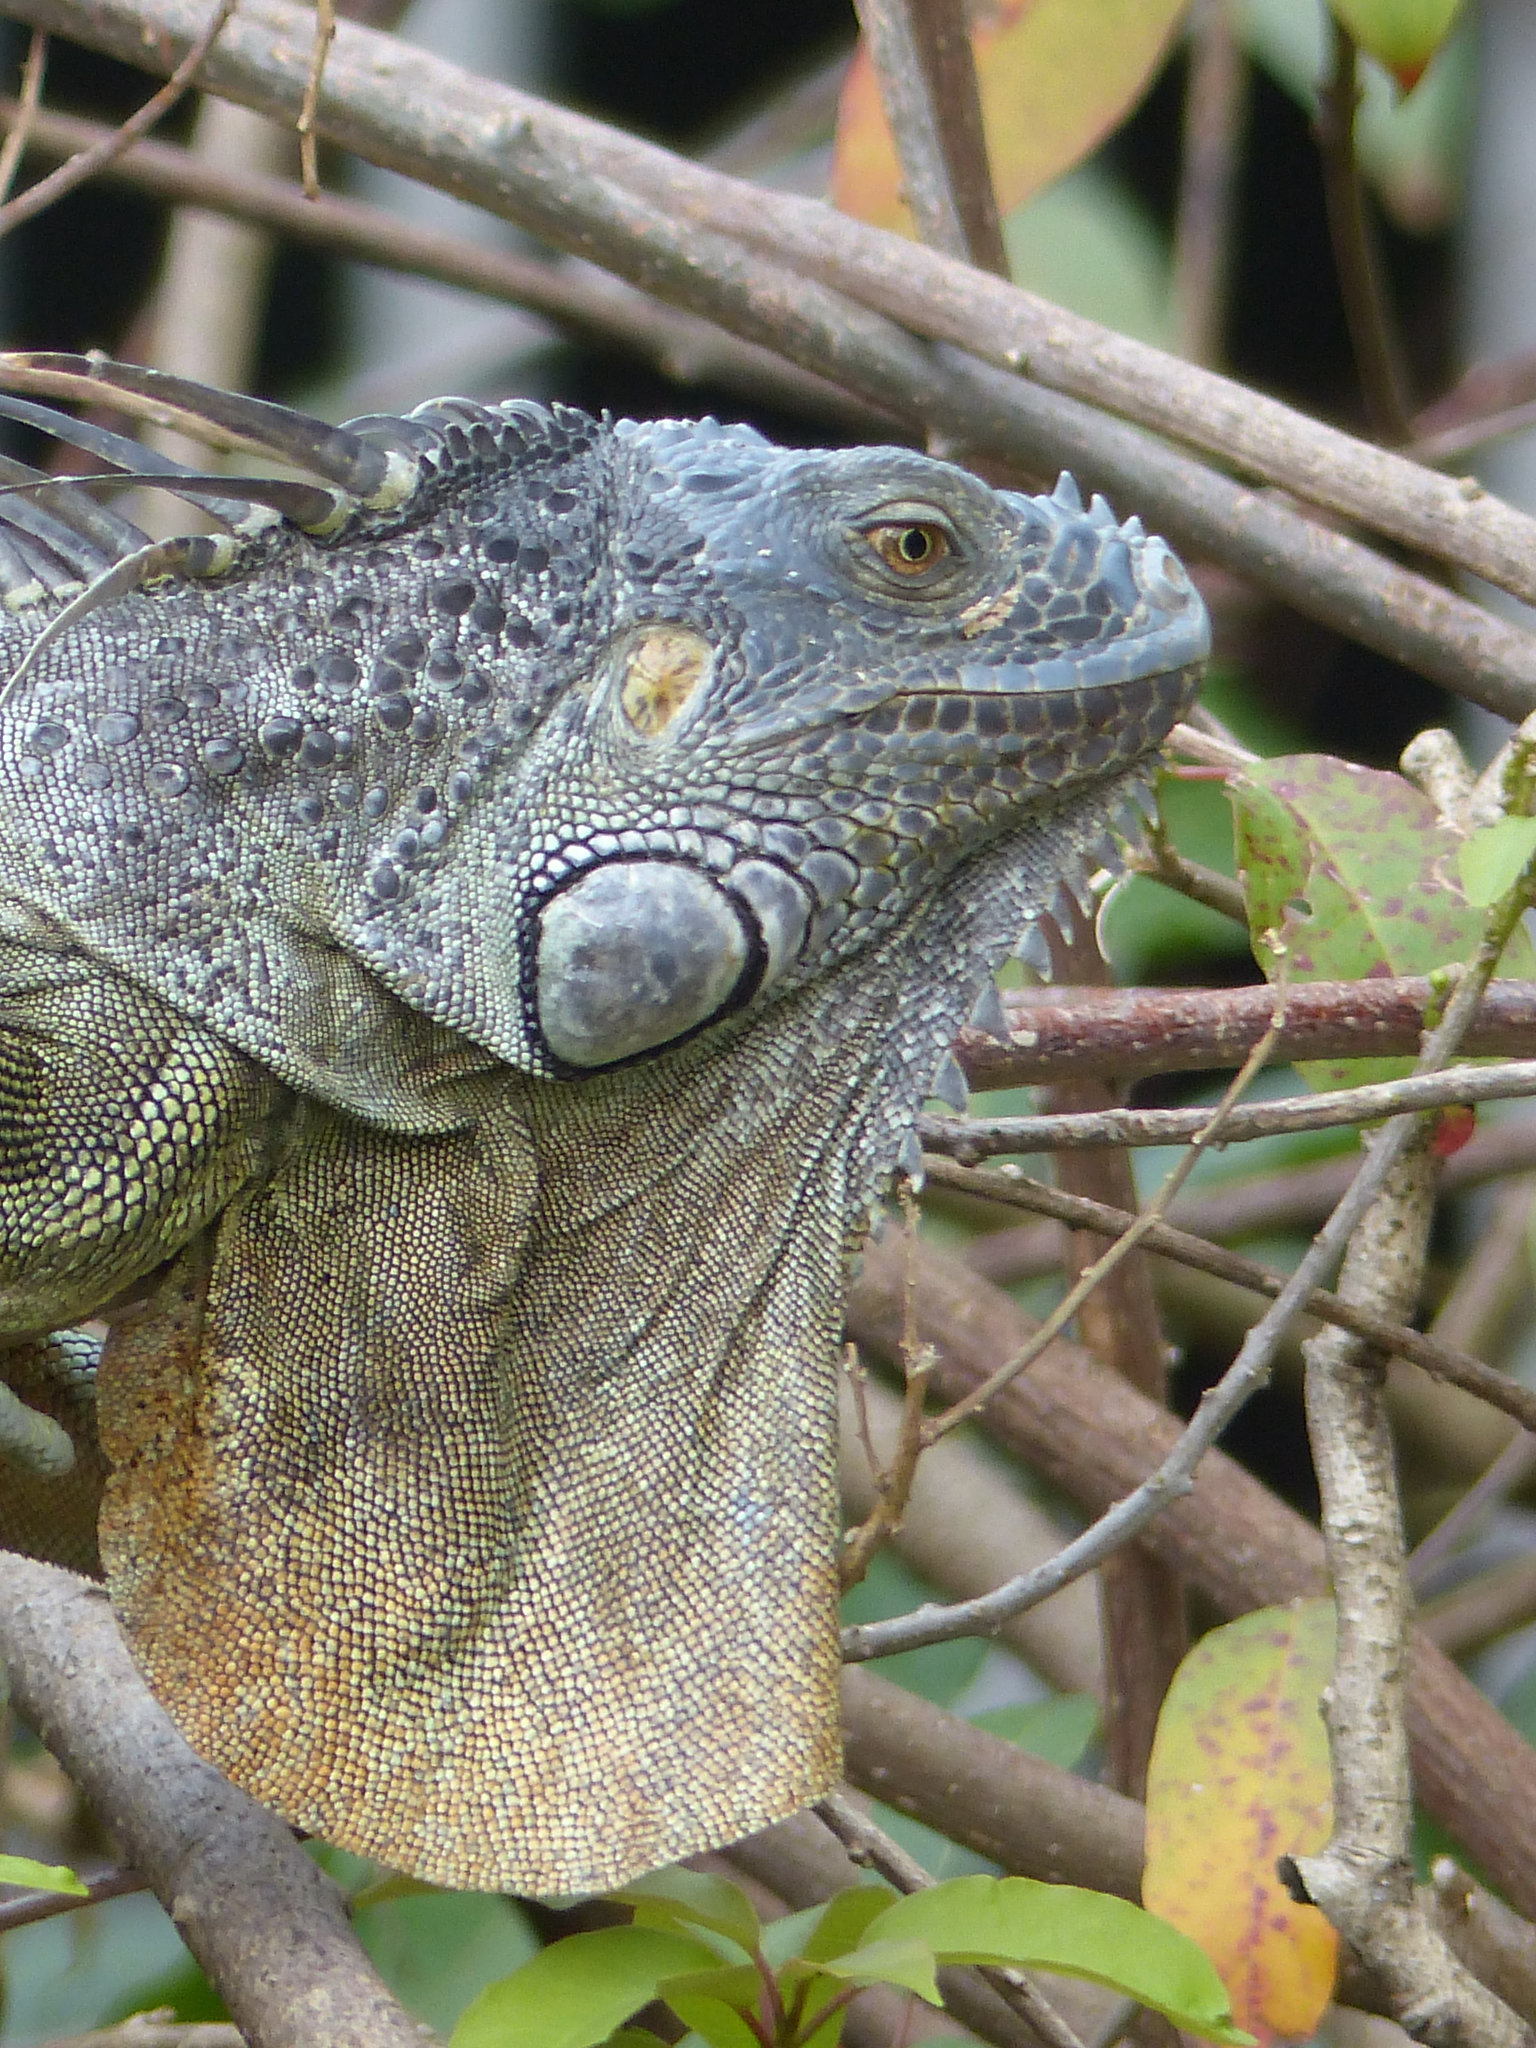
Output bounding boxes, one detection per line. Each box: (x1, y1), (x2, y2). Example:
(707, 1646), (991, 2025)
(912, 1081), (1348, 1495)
(0, 352), (1206, 1895)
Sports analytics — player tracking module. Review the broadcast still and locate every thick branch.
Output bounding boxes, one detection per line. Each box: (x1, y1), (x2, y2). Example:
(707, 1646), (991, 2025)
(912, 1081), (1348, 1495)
(1292, 1140), (1532, 2046)
(0, 1558), (431, 2048)
(954, 977), (1536, 1092)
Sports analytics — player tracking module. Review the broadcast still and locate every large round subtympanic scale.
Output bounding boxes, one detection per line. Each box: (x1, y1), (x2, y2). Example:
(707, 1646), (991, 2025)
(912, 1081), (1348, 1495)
(536, 859), (753, 1068)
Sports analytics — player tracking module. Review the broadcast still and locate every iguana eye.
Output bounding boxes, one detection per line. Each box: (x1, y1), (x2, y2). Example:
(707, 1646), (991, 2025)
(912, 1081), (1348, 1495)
(865, 521), (951, 577)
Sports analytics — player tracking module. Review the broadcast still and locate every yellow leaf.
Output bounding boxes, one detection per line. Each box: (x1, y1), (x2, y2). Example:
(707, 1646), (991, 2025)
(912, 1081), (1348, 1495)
(1143, 1602), (1339, 2046)
(832, 0), (1192, 239)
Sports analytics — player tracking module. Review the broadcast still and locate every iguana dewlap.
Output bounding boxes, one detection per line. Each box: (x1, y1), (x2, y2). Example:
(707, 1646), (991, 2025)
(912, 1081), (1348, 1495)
(0, 354), (1206, 1893)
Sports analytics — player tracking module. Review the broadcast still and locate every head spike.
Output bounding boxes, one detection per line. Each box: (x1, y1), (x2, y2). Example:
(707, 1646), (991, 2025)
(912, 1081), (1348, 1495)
(1017, 921), (1054, 978)
(1088, 492), (1117, 530)
(897, 1128), (926, 1190)
(0, 353), (414, 507)
(1051, 471), (1083, 512)
(930, 1052), (970, 1114)
(966, 978), (1013, 1046)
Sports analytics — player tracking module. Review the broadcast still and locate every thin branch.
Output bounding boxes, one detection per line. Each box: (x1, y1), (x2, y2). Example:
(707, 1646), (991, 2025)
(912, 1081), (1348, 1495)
(1041, 903), (1188, 1803)
(839, 1376), (1104, 1695)
(0, 27), (45, 202)
(295, 0), (332, 198)
(922, 1157), (1536, 1438)
(923, 1056), (1536, 1157)
(29, 2022), (243, 2047)
(853, 0), (1006, 273)
(1290, 1132), (1531, 2045)
(857, 921), (1536, 1658)
(10, 0), (1536, 716)
(0, 1862), (146, 1932)
(1419, 1555), (1536, 1662)
(1171, 0), (1247, 366)
(1414, 343), (1536, 449)
(0, 0), (237, 237)
(928, 957), (1290, 1444)
(1124, 831), (1247, 924)
(1315, 21), (1414, 442)
(838, 1195), (935, 1590)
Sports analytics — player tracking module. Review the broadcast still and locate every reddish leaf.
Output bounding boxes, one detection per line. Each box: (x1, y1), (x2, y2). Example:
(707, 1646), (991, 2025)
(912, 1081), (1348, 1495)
(1143, 1603), (1339, 2047)
(832, 0), (1190, 239)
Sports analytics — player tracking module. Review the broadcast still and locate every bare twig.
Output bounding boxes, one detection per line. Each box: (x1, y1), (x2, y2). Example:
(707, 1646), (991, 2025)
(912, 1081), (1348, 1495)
(1419, 1556), (1536, 1662)
(839, 1376), (1103, 1695)
(1042, 903), (1186, 1802)
(0, 0), (237, 237)
(852, 0), (1006, 273)
(0, 97), (895, 434)
(1171, 0), (1247, 366)
(924, 1056), (1536, 1157)
(839, 1193), (935, 1590)
(1314, 21), (1413, 442)
(29, 2020), (243, 2048)
(296, 0), (333, 197)
(922, 1158), (1536, 1438)
(1124, 830), (1247, 924)
(0, 1558), (432, 2048)
(0, 27), (45, 203)
(0, 1861), (146, 1931)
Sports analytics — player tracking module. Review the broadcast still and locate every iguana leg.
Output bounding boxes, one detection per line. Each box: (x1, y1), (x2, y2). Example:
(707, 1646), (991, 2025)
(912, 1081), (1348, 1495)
(0, 1329), (109, 1572)
(0, 927), (289, 1561)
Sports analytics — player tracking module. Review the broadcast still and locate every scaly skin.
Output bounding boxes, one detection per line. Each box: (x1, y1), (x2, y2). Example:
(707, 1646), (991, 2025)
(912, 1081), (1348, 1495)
(0, 361), (1206, 1892)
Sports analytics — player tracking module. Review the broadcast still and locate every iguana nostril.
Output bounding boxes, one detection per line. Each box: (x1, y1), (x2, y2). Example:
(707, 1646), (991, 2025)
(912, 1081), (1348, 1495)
(536, 859), (751, 1069)
(618, 624), (714, 737)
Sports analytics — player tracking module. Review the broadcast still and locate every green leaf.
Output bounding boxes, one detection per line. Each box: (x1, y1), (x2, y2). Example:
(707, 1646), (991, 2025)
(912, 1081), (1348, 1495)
(969, 1694), (1100, 1771)
(798, 1884), (895, 1965)
(1229, 754), (1534, 1088)
(450, 1927), (721, 2048)
(1328, 0), (1468, 86)
(0, 1854), (87, 1895)
(604, 2034), (673, 2047)
(614, 1868), (760, 1958)
(817, 1936), (941, 2005)
(860, 1876), (1255, 2045)
(1458, 817), (1536, 908)
(654, 1965), (766, 2048)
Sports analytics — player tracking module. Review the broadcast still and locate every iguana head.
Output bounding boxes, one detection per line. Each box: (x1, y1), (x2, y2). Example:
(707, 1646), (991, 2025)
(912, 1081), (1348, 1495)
(0, 365), (1205, 1117)
(500, 419), (1208, 1074)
